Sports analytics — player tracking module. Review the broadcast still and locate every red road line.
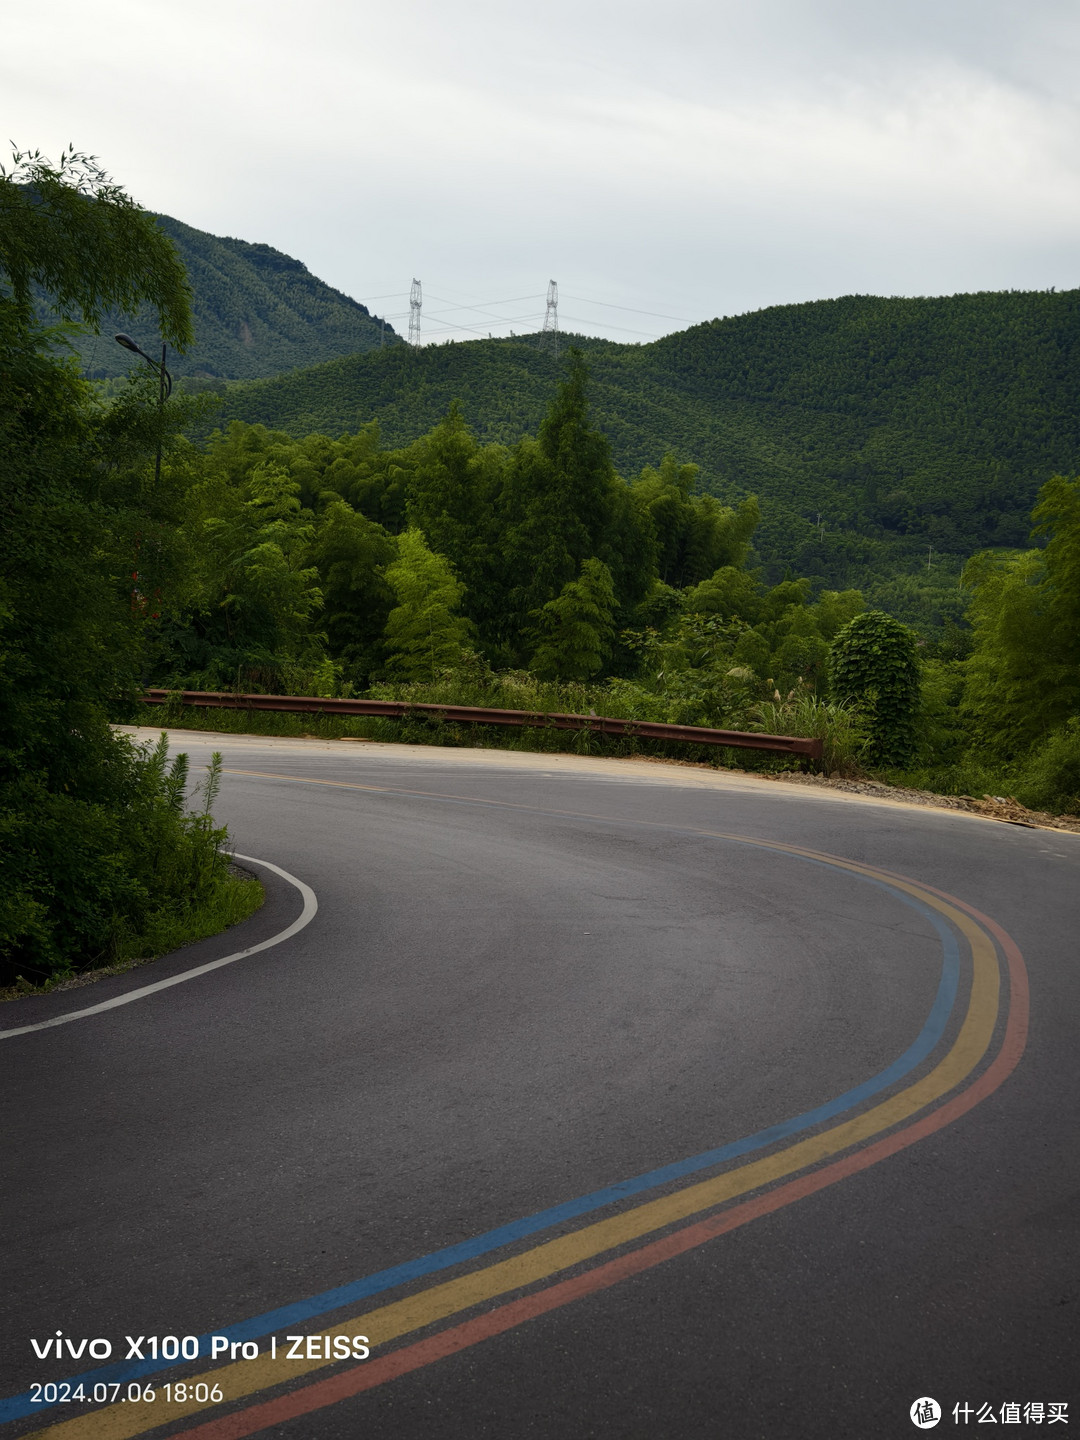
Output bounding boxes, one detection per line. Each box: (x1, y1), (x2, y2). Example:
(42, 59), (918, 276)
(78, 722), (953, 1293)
(176, 914), (1028, 1440)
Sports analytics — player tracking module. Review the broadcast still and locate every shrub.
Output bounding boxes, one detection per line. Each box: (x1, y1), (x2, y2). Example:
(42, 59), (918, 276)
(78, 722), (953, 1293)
(1014, 720), (1080, 815)
(829, 610), (921, 767)
(0, 734), (249, 987)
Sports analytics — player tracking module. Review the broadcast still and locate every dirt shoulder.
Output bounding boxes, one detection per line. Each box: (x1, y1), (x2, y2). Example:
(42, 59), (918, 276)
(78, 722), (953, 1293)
(755, 769), (1080, 833)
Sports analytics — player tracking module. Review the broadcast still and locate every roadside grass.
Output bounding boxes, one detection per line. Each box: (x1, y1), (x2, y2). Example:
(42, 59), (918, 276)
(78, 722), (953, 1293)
(883, 758), (1017, 801)
(749, 694), (868, 779)
(0, 866), (264, 1003)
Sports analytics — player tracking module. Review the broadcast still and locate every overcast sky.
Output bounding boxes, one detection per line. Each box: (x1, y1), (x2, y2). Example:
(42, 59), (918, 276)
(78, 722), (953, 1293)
(7, 0), (1080, 342)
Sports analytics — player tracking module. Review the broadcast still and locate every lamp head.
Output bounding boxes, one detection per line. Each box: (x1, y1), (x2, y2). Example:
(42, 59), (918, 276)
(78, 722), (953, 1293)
(114, 333), (141, 353)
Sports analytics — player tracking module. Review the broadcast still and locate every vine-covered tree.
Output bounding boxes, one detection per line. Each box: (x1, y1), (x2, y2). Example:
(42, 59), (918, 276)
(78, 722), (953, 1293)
(829, 610), (920, 766)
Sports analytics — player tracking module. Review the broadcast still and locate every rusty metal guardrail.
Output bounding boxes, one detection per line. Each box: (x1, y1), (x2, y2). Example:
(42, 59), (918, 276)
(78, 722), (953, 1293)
(142, 689), (824, 761)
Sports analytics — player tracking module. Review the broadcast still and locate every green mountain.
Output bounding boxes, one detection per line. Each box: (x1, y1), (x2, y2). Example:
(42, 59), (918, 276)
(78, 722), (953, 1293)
(203, 289), (1080, 606)
(66, 214), (400, 380)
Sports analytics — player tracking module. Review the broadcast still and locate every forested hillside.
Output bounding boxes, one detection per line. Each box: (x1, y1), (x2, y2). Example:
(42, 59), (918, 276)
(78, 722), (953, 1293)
(208, 289), (1080, 609)
(58, 213), (399, 381)
(8, 148), (1080, 991)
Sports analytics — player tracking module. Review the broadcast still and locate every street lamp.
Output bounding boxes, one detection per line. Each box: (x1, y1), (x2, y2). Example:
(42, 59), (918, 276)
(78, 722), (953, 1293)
(114, 333), (172, 485)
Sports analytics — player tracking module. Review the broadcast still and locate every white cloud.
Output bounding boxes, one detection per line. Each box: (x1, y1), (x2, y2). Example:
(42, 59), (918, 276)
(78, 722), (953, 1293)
(5, 0), (1080, 338)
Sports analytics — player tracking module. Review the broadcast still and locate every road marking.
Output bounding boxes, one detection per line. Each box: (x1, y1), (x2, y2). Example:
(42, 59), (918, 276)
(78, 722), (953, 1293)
(0, 856), (316, 1040)
(176, 888), (1029, 1440)
(2, 828), (962, 1423)
(21, 831), (1021, 1440)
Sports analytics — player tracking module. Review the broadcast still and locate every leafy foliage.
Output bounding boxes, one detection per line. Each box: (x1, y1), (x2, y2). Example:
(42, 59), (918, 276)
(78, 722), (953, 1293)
(529, 558), (616, 681)
(168, 457), (326, 690)
(829, 611), (921, 766)
(309, 499), (396, 684)
(0, 151), (247, 984)
(961, 474), (1080, 756)
(1013, 719), (1080, 815)
(383, 529), (471, 682)
(3, 147), (192, 345)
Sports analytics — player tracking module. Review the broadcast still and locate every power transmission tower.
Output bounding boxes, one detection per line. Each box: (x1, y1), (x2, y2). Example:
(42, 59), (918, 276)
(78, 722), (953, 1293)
(539, 279), (559, 357)
(408, 279), (422, 347)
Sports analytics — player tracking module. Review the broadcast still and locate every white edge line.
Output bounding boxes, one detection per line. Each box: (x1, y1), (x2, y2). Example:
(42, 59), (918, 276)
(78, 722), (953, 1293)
(0, 855), (317, 1041)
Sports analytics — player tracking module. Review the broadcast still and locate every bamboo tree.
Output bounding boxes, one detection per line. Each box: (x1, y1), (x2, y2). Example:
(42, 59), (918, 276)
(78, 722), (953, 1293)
(529, 558), (616, 682)
(383, 529), (471, 682)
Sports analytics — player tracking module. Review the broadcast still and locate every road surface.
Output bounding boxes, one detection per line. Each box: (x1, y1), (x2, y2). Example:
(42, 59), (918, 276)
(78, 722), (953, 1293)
(2, 730), (1077, 1439)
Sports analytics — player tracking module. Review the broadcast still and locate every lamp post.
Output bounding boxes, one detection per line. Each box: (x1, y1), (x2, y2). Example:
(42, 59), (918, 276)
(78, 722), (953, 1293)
(114, 333), (172, 485)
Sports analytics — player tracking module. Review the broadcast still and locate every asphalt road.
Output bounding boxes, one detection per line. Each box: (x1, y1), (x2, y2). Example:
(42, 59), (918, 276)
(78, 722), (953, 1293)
(2, 730), (1078, 1440)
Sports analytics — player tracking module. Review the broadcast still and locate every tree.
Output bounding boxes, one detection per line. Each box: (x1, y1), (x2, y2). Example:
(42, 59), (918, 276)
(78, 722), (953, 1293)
(0, 149), (238, 984)
(684, 566), (761, 621)
(309, 499), (396, 685)
(529, 558), (616, 682)
(1, 146), (192, 343)
(829, 610), (920, 767)
(198, 462), (324, 682)
(962, 474), (1080, 755)
(809, 589), (865, 641)
(502, 353), (624, 639)
(631, 461), (759, 590)
(402, 404), (509, 653)
(382, 529), (471, 681)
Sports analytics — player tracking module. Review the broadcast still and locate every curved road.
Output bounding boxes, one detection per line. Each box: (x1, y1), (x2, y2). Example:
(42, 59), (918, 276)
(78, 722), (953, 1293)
(2, 730), (1078, 1440)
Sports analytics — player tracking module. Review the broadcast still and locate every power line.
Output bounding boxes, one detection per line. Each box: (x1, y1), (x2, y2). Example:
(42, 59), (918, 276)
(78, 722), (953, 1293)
(353, 286), (686, 331)
(422, 286), (683, 325)
(422, 295), (546, 327)
(425, 301), (542, 326)
(559, 312), (664, 339)
(560, 293), (690, 323)
(424, 291), (545, 313)
(420, 310), (544, 338)
(375, 281), (682, 346)
(409, 310), (663, 343)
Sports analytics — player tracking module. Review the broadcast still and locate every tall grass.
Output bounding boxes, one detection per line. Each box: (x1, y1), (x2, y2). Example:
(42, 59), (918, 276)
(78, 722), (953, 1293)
(749, 693), (869, 778)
